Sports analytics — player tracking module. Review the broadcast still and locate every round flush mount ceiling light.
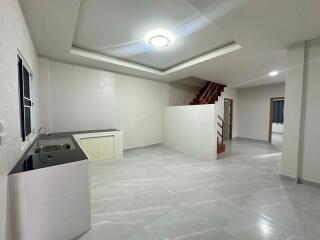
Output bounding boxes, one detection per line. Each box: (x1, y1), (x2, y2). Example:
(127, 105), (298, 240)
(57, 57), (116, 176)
(145, 29), (175, 48)
(150, 35), (170, 48)
(269, 70), (279, 77)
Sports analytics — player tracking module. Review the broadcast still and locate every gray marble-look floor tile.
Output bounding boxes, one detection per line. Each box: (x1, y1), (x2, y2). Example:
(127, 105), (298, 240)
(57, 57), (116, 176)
(77, 139), (320, 240)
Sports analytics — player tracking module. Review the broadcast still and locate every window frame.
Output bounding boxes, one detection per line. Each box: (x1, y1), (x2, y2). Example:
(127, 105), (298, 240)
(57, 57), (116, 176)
(17, 52), (35, 143)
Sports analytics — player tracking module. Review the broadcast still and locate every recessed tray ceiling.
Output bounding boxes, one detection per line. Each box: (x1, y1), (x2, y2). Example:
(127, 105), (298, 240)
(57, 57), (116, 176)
(73, 0), (237, 71)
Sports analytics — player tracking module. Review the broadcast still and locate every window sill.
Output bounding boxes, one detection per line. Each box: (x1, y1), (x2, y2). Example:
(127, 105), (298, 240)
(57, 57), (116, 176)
(20, 134), (36, 152)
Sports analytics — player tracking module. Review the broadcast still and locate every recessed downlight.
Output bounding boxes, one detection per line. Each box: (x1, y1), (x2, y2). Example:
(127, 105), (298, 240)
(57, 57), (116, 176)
(269, 70), (279, 77)
(145, 29), (175, 48)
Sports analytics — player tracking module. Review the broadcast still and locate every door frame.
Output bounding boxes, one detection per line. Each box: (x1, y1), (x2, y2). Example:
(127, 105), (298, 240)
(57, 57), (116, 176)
(224, 98), (233, 140)
(268, 97), (285, 143)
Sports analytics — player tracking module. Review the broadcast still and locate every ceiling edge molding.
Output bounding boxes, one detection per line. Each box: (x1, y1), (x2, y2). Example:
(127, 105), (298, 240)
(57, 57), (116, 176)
(164, 43), (241, 74)
(70, 47), (162, 74)
(70, 42), (241, 75)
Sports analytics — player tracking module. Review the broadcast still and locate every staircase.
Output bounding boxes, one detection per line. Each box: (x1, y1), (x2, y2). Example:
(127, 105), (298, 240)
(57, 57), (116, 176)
(191, 81), (226, 105)
(217, 115), (226, 154)
(190, 81), (226, 154)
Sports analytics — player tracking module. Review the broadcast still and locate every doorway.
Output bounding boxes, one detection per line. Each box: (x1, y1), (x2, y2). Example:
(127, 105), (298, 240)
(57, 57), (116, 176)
(223, 98), (233, 140)
(268, 97), (285, 146)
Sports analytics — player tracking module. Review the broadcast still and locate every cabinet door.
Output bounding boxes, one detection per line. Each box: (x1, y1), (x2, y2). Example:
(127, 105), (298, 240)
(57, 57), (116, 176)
(98, 136), (115, 160)
(80, 138), (99, 160)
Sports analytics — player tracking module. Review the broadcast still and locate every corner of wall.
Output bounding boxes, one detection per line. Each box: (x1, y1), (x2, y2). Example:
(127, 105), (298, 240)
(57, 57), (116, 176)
(281, 41), (306, 179)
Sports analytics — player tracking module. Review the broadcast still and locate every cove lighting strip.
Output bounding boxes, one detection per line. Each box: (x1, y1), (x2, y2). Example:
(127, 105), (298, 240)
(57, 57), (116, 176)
(70, 42), (241, 76)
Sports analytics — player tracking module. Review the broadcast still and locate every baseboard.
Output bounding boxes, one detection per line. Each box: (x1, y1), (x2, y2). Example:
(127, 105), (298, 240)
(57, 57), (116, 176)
(235, 137), (268, 143)
(279, 174), (320, 189)
(280, 174), (297, 182)
(124, 143), (162, 151)
(298, 178), (320, 188)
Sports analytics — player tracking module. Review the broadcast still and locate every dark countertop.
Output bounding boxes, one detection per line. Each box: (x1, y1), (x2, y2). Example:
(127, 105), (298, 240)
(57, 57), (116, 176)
(9, 129), (119, 175)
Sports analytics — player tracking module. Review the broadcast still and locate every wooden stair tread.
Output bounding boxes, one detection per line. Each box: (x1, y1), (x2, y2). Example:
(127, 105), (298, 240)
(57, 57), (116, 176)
(190, 81), (226, 105)
(217, 143), (225, 154)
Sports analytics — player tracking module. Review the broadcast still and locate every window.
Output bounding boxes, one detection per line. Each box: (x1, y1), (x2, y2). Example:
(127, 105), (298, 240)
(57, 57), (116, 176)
(17, 54), (34, 142)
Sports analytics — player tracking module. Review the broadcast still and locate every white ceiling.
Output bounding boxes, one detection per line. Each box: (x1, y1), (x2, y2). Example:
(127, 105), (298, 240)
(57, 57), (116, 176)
(18, 0), (320, 88)
(175, 76), (207, 88)
(73, 0), (235, 70)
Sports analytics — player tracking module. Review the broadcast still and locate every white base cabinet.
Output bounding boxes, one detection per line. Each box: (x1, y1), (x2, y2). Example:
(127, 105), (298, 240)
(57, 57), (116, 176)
(75, 131), (123, 161)
(99, 136), (115, 160)
(9, 160), (91, 240)
(80, 136), (115, 160)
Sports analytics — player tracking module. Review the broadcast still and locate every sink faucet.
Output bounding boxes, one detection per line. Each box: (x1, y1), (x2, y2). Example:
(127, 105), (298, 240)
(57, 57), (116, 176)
(36, 127), (54, 147)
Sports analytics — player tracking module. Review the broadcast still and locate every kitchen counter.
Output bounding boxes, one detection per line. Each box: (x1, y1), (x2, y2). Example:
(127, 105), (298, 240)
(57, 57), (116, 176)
(9, 129), (120, 175)
(8, 129), (122, 240)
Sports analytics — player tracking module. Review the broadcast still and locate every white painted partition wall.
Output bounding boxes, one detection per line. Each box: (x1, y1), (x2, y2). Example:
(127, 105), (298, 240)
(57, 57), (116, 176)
(282, 38), (320, 184)
(163, 105), (217, 160)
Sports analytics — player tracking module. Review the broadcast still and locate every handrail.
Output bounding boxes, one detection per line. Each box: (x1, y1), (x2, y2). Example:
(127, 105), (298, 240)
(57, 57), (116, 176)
(208, 85), (219, 103)
(199, 82), (213, 102)
(190, 81), (226, 105)
(204, 83), (215, 102)
(200, 82), (220, 103)
(218, 115), (225, 123)
(217, 115), (224, 145)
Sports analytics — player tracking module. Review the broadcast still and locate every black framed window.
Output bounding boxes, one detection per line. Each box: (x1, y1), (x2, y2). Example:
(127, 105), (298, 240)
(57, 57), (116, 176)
(18, 55), (34, 141)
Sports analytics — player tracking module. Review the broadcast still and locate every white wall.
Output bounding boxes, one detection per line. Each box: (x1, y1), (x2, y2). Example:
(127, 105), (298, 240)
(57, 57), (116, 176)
(281, 38), (320, 184)
(0, 0), (40, 239)
(39, 59), (169, 150)
(217, 87), (238, 138)
(114, 74), (169, 149)
(299, 38), (320, 183)
(39, 59), (116, 132)
(163, 105), (217, 160)
(237, 83), (285, 141)
(169, 82), (200, 106)
(281, 42), (306, 179)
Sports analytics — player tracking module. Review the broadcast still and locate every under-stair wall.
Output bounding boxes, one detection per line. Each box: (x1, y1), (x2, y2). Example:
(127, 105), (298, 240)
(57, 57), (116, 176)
(163, 104), (217, 160)
(190, 81), (227, 154)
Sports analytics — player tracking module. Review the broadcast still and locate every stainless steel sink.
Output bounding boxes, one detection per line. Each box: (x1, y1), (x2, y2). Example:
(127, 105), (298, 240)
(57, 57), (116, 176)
(33, 138), (75, 154)
(35, 144), (72, 153)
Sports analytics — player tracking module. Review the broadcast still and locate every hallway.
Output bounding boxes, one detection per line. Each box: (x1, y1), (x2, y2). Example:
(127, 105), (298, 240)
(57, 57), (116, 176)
(78, 140), (320, 240)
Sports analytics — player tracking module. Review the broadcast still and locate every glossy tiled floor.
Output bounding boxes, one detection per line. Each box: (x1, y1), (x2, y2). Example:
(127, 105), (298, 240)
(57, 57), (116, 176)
(77, 139), (320, 240)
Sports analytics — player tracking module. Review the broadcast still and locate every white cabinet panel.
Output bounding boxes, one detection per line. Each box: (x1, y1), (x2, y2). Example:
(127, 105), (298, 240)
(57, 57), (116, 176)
(80, 136), (115, 160)
(75, 131), (123, 161)
(99, 136), (115, 160)
(80, 138), (99, 160)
